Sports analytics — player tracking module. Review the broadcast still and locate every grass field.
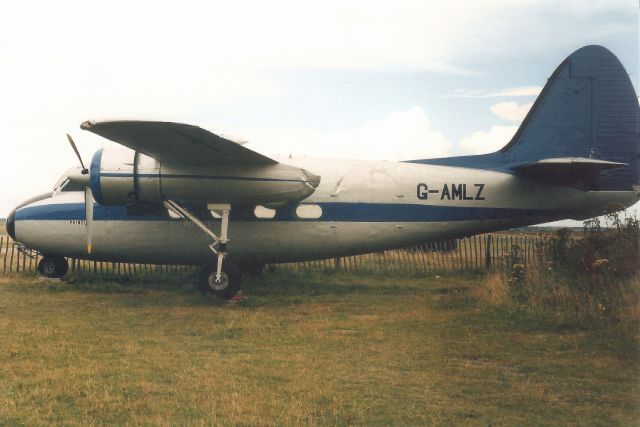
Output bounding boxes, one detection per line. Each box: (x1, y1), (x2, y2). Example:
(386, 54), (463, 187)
(0, 271), (638, 425)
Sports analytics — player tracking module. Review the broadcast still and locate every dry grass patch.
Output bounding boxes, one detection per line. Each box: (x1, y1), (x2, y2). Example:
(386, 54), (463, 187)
(0, 272), (638, 425)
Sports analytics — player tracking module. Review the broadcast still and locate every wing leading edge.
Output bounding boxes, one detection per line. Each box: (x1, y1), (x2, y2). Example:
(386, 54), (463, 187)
(81, 120), (275, 167)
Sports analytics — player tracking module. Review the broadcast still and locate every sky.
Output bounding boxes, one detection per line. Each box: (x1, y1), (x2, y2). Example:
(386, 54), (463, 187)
(1, 0), (638, 224)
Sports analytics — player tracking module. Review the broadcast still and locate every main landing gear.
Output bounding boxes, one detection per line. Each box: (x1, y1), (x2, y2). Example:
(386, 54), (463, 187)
(37, 256), (68, 278)
(198, 260), (241, 299)
(164, 201), (242, 301)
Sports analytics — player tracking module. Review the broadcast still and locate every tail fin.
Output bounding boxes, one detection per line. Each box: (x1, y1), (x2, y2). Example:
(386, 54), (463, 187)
(413, 45), (640, 191)
(501, 45), (639, 190)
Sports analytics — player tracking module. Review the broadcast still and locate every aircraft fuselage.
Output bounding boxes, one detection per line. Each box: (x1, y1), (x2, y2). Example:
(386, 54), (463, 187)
(11, 157), (638, 265)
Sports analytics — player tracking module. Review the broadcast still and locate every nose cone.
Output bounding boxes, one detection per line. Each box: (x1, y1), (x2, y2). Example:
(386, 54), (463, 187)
(6, 208), (16, 240)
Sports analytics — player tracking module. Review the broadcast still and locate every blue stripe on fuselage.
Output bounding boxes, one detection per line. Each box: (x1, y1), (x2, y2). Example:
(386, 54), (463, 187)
(15, 202), (549, 223)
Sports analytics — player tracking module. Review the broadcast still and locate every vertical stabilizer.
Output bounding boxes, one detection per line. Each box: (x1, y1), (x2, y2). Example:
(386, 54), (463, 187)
(500, 45), (639, 190)
(412, 46), (639, 191)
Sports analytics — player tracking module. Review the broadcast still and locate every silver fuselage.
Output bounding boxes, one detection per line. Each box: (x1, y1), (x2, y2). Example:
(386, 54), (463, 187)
(12, 157), (639, 265)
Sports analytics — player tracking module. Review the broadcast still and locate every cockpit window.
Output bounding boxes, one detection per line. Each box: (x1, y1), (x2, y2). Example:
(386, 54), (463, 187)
(52, 172), (84, 194)
(58, 179), (84, 193)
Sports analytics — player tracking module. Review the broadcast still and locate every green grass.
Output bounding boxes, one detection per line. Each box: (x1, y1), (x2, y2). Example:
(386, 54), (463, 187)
(0, 272), (638, 425)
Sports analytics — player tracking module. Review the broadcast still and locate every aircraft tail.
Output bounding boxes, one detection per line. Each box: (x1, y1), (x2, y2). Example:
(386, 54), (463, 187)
(413, 45), (640, 191)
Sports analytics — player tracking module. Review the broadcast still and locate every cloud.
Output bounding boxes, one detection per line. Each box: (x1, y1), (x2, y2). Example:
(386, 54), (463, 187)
(4, 1), (629, 75)
(246, 106), (452, 161)
(458, 125), (518, 155)
(458, 101), (532, 154)
(0, 0), (635, 216)
(490, 102), (534, 122)
(0, 1), (483, 74)
(445, 86), (542, 98)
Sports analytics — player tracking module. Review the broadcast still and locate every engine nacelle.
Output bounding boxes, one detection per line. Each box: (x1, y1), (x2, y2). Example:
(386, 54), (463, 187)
(89, 146), (320, 206)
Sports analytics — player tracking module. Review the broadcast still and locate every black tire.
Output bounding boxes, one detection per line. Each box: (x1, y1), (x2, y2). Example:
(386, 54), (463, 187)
(55, 257), (69, 276)
(199, 260), (242, 299)
(38, 256), (68, 278)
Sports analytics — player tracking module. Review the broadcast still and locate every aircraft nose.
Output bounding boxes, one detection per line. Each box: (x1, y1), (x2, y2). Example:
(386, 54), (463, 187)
(6, 207), (16, 240)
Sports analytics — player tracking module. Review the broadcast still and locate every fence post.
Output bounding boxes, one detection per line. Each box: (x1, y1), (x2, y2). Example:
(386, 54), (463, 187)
(485, 235), (492, 270)
(1, 236), (5, 274)
(16, 245), (21, 273)
(399, 250), (407, 274)
(447, 241), (455, 272)
(9, 241), (15, 272)
(418, 247), (427, 274)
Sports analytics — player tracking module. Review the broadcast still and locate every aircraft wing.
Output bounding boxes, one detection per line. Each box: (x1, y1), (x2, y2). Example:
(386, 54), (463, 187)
(81, 120), (275, 166)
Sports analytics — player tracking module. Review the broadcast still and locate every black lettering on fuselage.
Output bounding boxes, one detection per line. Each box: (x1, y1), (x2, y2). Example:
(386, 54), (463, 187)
(463, 184), (474, 200)
(417, 183), (428, 200)
(420, 182), (485, 201)
(441, 184), (450, 200)
(451, 184), (462, 200)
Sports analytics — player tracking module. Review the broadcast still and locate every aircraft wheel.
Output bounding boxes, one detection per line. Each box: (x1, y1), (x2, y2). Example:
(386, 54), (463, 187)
(38, 256), (68, 278)
(199, 260), (242, 299)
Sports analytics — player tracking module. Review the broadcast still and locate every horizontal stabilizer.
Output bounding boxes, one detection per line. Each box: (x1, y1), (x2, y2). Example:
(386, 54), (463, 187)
(512, 157), (627, 185)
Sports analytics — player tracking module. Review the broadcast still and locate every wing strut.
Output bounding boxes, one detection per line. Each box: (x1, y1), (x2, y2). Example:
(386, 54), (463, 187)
(163, 200), (231, 286)
(164, 200), (220, 246)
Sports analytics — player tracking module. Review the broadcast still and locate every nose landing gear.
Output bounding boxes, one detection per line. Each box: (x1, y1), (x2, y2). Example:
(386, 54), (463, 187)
(37, 256), (69, 278)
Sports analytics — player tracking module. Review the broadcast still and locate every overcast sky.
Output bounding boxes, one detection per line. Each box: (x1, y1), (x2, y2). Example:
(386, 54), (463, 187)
(1, 0), (638, 224)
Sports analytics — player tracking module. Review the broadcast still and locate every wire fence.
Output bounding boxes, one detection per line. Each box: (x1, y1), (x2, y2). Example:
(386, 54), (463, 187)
(0, 232), (552, 276)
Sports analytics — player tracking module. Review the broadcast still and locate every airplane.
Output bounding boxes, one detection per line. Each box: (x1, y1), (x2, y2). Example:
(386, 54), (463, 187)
(6, 45), (640, 300)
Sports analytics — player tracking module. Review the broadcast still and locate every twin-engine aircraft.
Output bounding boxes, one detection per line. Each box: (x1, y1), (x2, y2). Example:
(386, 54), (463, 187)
(6, 45), (640, 299)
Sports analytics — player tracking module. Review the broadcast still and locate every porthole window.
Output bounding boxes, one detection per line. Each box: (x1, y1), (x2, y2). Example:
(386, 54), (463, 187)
(295, 204), (322, 219)
(254, 205), (276, 219)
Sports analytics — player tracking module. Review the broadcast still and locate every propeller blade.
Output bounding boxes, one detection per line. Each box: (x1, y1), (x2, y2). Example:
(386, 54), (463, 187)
(85, 186), (94, 254)
(66, 134), (88, 174)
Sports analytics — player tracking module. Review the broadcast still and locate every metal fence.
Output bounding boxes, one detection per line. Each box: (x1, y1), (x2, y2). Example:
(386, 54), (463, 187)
(0, 232), (551, 276)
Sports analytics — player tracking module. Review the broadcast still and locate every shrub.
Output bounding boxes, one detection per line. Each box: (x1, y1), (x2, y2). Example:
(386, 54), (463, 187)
(478, 209), (639, 329)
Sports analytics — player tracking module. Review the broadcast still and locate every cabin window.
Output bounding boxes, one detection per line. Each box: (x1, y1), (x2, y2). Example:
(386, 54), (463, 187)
(295, 204), (322, 219)
(254, 205), (276, 219)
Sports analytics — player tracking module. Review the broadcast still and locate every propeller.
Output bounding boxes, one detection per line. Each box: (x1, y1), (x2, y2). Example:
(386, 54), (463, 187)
(66, 134), (88, 174)
(66, 134), (93, 254)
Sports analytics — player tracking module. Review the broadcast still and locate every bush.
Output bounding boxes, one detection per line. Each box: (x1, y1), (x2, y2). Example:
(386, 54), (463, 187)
(549, 208), (639, 288)
(477, 209), (639, 329)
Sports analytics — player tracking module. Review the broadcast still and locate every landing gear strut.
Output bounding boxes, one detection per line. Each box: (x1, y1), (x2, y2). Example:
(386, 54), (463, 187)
(37, 256), (68, 278)
(164, 200), (241, 300)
